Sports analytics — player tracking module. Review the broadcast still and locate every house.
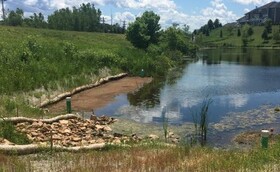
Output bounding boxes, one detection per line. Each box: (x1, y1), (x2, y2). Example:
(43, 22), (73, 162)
(237, 1), (280, 25)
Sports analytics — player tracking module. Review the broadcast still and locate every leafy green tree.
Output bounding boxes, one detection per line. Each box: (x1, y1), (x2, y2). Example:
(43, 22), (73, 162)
(273, 28), (280, 43)
(247, 27), (254, 37)
(5, 8), (24, 26)
(207, 19), (214, 30)
(126, 11), (161, 49)
(160, 25), (196, 58)
(24, 13), (47, 28)
(264, 19), (272, 33)
(242, 25), (250, 47)
(237, 28), (241, 37)
(214, 19), (222, 28)
(48, 3), (102, 32)
(262, 28), (269, 41)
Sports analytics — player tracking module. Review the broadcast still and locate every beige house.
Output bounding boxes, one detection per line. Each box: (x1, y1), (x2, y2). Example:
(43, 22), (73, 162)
(237, 1), (280, 25)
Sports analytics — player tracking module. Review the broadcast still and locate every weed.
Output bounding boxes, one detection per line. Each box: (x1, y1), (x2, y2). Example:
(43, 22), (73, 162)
(191, 98), (212, 146)
(162, 106), (169, 142)
(0, 121), (31, 145)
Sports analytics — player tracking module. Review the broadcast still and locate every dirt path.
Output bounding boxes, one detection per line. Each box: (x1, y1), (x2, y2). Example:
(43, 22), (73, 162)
(48, 77), (152, 113)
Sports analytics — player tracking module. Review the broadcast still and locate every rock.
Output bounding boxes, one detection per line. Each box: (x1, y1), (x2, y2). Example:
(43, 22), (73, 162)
(59, 120), (69, 125)
(52, 134), (62, 140)
(100, 115), (110, 122)
(81, 140), (88, 145)
(63, 129), (71, 134)
(103, 134), (114, 140)
(96, 138), (105, 143)
(31, 132), (39, 136)
(148, 134), (159, 140)
(72, 137), (82, 142)
(11, 114), (125, 147)
(114, 133), (124, 137)
(90, 115), (98, 121)
(95, 125), (104, 131)
(103, 126), (112, 132)
(112, 138), (122, 144)
(32, 121), (43, 128)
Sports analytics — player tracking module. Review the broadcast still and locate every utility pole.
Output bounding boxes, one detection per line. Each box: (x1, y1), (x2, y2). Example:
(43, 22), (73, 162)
(1, 0), (6, 20)
(102, 17), (105, 32)
(110, 9), (113, 26)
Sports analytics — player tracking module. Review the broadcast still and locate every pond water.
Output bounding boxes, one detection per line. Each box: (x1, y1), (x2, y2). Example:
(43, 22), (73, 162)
(94, 48), (280, 146)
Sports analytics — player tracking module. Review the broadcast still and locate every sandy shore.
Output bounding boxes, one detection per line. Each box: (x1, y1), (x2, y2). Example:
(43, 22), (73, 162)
(48, 76), (153, 113)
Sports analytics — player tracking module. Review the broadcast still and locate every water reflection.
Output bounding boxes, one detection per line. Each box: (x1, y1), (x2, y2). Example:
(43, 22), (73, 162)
(96, 48), (280, 125)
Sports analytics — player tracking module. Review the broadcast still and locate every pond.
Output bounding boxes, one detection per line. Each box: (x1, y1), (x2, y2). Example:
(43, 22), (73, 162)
(95, 48), (280, 146)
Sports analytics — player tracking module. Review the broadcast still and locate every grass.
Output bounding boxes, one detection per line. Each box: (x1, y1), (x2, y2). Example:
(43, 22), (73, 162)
(0, 121), (31, 145)
(199, 25), (280, 48)
(0, 25), (176, 117)
(1, 139), (280, 171)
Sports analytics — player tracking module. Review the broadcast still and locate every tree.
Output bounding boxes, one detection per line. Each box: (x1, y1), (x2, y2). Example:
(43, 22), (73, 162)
(264, 19), (272, 33)
(207, 19), (214, 30)
(273, 27), (280, 43)
(5, 8), (24, 26)
(262, 28), (269, 41)
(24, 12), (47, 28)
(237, 28), (241, 37)
(214, 19), (222, 29)
(220, 30), (223, 38)
(126, 11), (160, 49)
(47, 3), (101, 32)
(247, 27), (254, 37)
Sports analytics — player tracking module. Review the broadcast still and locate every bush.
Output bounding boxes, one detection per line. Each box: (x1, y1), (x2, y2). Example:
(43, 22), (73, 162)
(0, 121), (31, 145)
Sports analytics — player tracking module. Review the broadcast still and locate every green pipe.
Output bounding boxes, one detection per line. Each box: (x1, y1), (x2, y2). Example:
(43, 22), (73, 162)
(66, 97), (72, 113)
(261, 129), (269, 149)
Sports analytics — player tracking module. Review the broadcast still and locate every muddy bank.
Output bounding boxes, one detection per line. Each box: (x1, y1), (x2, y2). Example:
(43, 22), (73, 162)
(48, 76), (153, 113)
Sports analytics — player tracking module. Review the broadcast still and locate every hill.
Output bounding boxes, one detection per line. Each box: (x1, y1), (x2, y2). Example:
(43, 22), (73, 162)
(198, 25), (280, 48)
(0, 26), (174, 117)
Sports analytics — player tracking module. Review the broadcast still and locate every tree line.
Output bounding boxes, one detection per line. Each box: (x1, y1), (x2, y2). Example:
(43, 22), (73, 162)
(194, 19), (223, 36)
(1, 3), (125, 34)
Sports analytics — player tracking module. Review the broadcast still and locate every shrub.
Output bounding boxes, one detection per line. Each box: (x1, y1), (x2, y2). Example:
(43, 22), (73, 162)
(0, 121), (31, 145)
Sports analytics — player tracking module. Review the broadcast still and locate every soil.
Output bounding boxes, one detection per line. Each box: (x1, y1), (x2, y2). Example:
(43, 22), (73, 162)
(48, 77), (153, 113)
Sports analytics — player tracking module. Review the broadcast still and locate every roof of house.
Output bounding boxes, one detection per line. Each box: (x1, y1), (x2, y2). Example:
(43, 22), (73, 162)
(245, 1), (280, 15)
(237, 1), (280, 22)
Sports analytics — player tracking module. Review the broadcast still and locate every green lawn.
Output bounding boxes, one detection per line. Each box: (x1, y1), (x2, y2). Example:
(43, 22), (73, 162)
(200, 25), (280, 47)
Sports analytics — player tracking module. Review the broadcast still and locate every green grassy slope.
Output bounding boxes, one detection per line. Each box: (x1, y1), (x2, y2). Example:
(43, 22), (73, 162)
(200, 25), (280, 47)
(0, 26), (165, 95)
(0, 26), (174, 117)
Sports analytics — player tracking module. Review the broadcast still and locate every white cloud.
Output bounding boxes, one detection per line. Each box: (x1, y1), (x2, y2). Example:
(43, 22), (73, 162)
(233, 0), (272, 5)
(244, 8), (250, 13)
(24, 0), (38, 6)
(114, 11), (136, 24)
(92, 0), (177, 10)
(4, 0), (239, 30)
(201, 0), (237, 25)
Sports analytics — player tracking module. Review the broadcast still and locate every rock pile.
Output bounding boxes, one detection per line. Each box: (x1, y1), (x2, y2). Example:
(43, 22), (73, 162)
(15, 115), (139, 147)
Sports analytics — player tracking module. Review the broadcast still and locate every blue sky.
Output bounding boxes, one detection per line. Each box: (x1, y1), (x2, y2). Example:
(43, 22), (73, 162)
(2, 0), (275, 30)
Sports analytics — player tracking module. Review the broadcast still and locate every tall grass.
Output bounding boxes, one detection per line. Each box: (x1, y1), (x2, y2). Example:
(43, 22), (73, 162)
(0, 26), (176, 117)
(2, 139), (280, 171)
(162, 106), (168, 142)
(191, 98), (212, 145)
(0, 120), (31, 145)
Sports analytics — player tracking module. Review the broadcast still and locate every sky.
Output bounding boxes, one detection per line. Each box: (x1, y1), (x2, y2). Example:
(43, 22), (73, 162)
(1, 0), (276, 30)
